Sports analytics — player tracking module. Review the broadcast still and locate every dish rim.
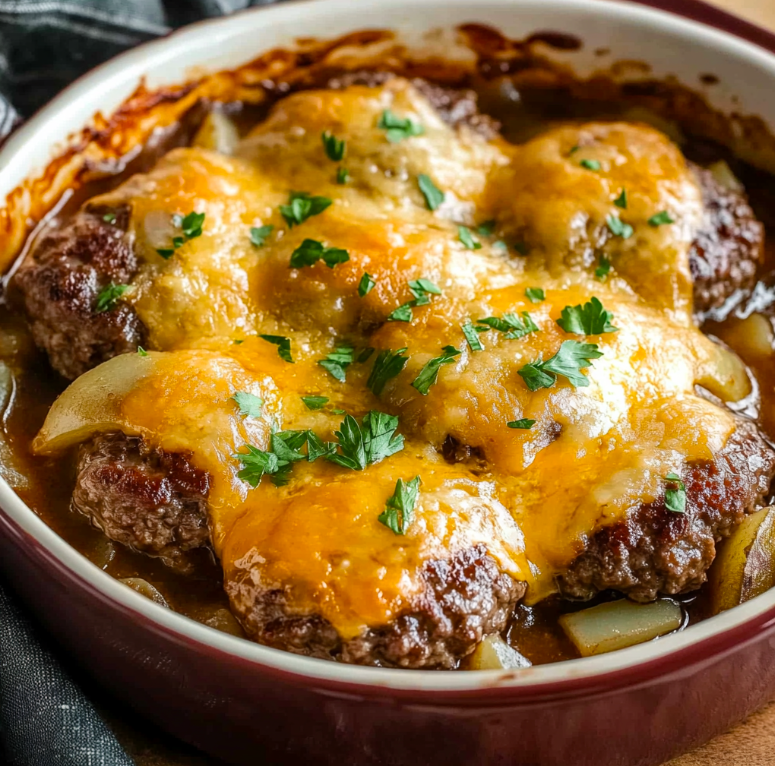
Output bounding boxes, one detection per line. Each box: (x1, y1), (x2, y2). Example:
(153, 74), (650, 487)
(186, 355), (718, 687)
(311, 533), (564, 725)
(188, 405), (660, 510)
(2, 0), (775, 694)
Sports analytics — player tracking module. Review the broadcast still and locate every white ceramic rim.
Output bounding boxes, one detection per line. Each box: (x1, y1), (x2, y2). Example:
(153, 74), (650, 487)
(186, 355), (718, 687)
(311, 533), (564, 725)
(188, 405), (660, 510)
(2, 0), (775, 693)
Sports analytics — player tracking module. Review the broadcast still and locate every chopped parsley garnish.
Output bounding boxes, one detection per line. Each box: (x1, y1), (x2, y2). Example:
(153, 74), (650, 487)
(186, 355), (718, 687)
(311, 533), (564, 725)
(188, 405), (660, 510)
(156, 211), (206, 258)
(336, 167), (350, 184)
(250, 224), (274, 247)
(595, 256), (612, 280)
(301, 395), (329, 410)
(234, 430), (309, 488)
(417, 174), (445, 211)
(458, 225), (482, 250)
(259, 334), (293, 363)
(356, 347), (375, 363)
(388, 278), (441, 322)
(513, 241), (529, 256)
(462, 320), (484, 351)
(648, 210), (675, 226)
(664, 472), (687, 513)
(477, 220), (496, 236)
(518, 340), (603, 391)
(103, 212), (117, 224)
(412, 346), (460, 395)
(580, 159), (601, 171)
(331, 408), (346, 415)
(279, 191), (332, 228)
(137, 346), (148, 357)
(233, 445), (278, 488)
(367, 347), (409, 395)
(614, 189), (627, 209)
(95, 283), (131, 313)
(233, 339), (244, 345)
(290, 239), (349, 269)
(318, 346), (354, 382)
(525, 287), (545, 303)
(378, 476), (421, 535)
(606, 214), (633, 239)
(321, 131), (345, 161)
(232, 391), (264, 418)
(377, 109), (424, 143)
(476, 312), (538, 340)
(327, 411), (404, 470)
(358, 273), (376, 297)
(556, 297), (618, 335)
(568, 145), (580, 155)
(508, 419), (535, 429)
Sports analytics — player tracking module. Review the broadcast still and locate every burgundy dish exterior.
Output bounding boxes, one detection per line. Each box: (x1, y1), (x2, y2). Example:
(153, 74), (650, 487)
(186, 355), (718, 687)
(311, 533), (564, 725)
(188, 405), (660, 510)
(2, 1), (775, 764)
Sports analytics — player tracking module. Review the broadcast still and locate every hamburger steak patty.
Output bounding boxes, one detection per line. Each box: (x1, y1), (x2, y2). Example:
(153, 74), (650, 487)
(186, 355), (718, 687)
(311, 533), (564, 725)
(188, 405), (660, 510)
(690, 164), (765, 319)
(226, 544), (526, 669)
(72, 432), (211, 570)
(12, 204), (146, 380)
(558, 420), (775, 602)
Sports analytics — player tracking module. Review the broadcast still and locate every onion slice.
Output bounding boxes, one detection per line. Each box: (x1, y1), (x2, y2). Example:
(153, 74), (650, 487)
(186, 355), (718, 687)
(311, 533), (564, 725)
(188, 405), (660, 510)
(466, 634), (531, 670)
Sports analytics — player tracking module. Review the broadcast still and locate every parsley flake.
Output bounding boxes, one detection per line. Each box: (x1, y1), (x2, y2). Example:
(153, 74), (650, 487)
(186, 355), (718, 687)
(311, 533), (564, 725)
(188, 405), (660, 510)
(476, 220), (496, 236)
(336, 167), (350, 185)
(508, 419), (535, 429)
(580, 159), (601, 171)
(95, 283), (131, 313)
(367, 347), (409, 395)
(412, 346), (461, 395)
(102, 212), (117, 224)
(290, 239), (349, 269)
(387, 303), (414, 323)
(156, 211), (205, 258)
(648, 210), (675, 226)
(525, 287), (545, 303)
(595, 256), (612, 280)
(462, 320), (484, 352)
(614, 189), (627, 209)
(233, 445), (279, 488)
(280, 191), (332, 228)
(259, 334), (293, 363)
(378, 476), (421, 535)
(301, 395), (329, 410)
(409, 278), (441, 300)
(232, 391), (264, 418)
(321, 131), (345, 161)
(417, 174), (444, 211)
(327, 411), (404, 470)
(556, 297), (618, 335)
(606, 214), (633, 239)
(518, 340), (603, 391)
(458, 225), (482, 250)
(318, 346), (354, 381)
(664, 472), (687, 513)
(377, 110), (424, 143)
(358, 273), (376, 297)
(137, 346), (148, 357)
(476, 312), (538, 340)
(250, 224), (274, 247)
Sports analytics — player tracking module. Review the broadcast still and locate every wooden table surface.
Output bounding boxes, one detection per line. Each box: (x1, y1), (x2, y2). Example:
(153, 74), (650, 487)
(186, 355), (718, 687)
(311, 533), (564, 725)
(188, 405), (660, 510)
(104, 1), (775, 763)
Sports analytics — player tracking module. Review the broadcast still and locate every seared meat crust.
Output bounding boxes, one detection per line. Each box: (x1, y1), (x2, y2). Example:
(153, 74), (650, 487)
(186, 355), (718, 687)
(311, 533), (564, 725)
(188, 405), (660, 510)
(227, 544), (526, 669)
(558, 420), (775, 602)
(73, 432), (210, 570)
(690, 164), (765, 319)
(11, 205), (146, 380)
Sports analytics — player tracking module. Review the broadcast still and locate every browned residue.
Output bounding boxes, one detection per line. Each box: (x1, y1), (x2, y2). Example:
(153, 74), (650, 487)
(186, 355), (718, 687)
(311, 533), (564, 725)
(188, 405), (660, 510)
(2, 21), (775, 278)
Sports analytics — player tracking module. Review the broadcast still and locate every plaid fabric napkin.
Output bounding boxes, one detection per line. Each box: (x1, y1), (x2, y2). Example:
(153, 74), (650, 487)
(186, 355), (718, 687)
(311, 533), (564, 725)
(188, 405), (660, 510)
(0, 1), (284, 763)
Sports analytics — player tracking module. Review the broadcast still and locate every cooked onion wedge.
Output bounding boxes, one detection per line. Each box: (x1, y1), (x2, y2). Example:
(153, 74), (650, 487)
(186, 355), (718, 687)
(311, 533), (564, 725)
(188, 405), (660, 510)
(33, 352), (161, 454)
(710, 506), (775, 614)
(559, 599), (682, 657)
(119, 578), (169, 607)
(192, 111), (240, 155)
(467, 634), (531, 670)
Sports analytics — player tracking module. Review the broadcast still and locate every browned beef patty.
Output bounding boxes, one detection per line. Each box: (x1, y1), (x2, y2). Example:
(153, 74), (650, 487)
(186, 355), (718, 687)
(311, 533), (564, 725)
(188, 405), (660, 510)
(558, 420), (775, 602)
(11, 204), (146, 380)
(690, 164), (765, 319)
(72, 432), (211, 570)
(226, 544), (525, 669)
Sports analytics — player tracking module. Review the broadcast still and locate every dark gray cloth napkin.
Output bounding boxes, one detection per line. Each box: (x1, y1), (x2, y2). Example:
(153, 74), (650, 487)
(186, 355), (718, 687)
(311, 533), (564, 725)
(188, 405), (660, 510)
(0, 2), (284, 763)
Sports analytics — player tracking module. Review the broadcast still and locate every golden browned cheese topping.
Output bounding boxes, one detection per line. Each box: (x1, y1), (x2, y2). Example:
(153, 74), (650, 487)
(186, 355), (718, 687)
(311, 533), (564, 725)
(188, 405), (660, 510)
(35, 79), (750, 635)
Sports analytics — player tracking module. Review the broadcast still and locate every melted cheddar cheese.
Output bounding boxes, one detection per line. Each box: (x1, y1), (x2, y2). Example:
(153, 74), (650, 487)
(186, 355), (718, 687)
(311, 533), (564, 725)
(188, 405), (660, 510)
(36, 79), (751, 635)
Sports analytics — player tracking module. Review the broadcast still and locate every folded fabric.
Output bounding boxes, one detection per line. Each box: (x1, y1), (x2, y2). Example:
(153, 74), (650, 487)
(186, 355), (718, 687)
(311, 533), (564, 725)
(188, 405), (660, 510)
(0, 2), (285, 763)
